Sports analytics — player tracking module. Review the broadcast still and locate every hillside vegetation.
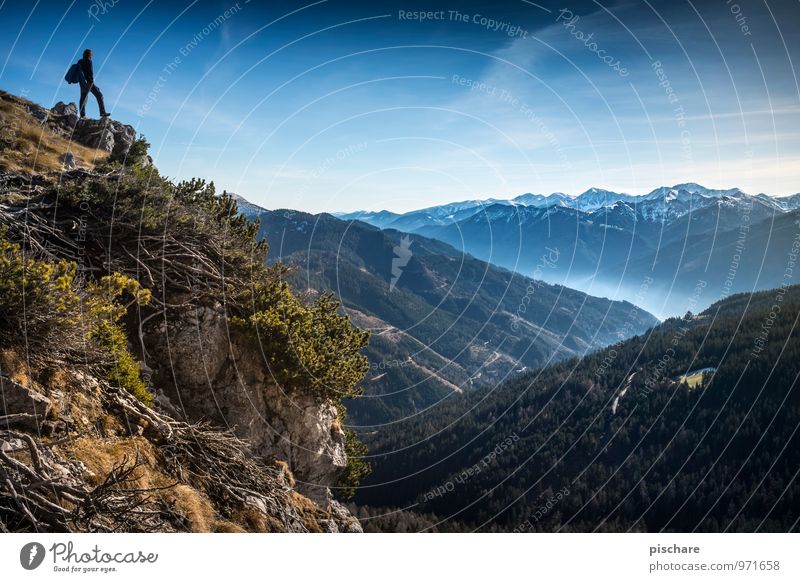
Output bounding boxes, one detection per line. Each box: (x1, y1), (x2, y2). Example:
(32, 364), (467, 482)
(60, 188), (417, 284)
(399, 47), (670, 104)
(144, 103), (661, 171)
(0, 91), (368, 532)
(357, 285), (800, 532)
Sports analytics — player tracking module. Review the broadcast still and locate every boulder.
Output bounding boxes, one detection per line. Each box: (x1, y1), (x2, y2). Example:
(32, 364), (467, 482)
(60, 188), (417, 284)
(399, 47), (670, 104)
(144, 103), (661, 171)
(61, 152), (76, 169)
(50, 101), (78, 128)
(49, 102), (137, 159)
(24, 102), (49, 123)
(325, 500), (364, 533)
(0, 374), (52, 430)
(0, 437), (24, 452)
(74, 118), (115, 152)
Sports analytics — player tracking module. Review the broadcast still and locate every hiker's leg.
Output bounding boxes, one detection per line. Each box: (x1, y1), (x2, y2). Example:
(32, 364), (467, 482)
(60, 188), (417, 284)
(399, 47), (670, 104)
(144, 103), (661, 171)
(90, 84), (107, 116)
(79, 85), (90, 118)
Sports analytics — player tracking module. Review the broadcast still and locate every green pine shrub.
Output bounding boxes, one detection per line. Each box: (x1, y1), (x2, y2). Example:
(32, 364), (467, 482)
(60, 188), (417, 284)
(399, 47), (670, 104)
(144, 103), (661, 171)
(0, 230), (153, 405)
(234, 281), (369, 402)
(85, 273), (152, 406)
(336, 404), (371, 499)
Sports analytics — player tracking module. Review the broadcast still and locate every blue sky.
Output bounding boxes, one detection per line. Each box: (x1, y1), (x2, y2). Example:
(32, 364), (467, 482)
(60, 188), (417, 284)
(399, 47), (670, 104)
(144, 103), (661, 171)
(1, 0), (798, 213)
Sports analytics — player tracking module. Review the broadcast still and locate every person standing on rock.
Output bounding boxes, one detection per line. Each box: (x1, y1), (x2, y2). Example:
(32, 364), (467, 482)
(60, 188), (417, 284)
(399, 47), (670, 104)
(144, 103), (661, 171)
(78, 49), (109, 119)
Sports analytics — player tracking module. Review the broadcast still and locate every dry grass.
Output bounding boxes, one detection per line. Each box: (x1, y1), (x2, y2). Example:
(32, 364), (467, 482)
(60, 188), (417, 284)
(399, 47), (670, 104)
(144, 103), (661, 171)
(290, 491), (324, 533)
(67, 436), (158, 487)
(170, 484), (216, 531)
(66, 436), (225, 532)
(212, 520), (247, 533)
(63, 390), (105, 432)
(0, 95), (108, 174)
(231, 506), (278, 532)
(40, 367), (70, 394)
(0, 348), (31, 387)
(63, 435), (289, 532)
(273, 459), (297, 488)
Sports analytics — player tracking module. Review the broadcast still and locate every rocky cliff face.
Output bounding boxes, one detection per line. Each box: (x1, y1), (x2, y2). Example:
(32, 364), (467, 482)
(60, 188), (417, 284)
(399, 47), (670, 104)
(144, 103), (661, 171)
(144, 303), (350, 507)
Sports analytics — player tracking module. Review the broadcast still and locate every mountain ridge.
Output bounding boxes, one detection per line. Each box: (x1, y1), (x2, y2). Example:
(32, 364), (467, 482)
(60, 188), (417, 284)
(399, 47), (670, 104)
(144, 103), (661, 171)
(253, 207), (658, 425)
(336, 182), (800, 225)
(0, 90), (367, 532)
(331, 183), (799, 317)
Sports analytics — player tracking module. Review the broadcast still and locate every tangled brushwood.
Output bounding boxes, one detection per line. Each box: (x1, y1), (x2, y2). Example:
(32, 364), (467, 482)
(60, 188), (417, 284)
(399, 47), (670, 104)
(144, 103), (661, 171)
(0, 382), (358, 532)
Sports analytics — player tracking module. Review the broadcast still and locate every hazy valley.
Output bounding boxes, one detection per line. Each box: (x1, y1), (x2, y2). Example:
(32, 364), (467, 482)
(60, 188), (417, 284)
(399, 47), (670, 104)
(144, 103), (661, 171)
(339, 185), (800, 318)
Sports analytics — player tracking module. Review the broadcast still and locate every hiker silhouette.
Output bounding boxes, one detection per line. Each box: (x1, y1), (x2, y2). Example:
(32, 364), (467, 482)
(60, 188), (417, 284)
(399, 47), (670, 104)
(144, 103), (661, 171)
(77, 49), (109, 119)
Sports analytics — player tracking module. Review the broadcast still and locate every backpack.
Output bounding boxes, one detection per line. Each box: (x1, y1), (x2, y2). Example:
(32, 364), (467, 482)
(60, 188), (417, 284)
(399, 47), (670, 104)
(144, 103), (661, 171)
(65, 63), (83, 84)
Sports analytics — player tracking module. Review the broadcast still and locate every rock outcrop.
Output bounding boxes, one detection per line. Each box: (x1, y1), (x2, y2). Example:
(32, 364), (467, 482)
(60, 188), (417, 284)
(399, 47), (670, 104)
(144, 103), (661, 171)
(0, 373), (52, 431)
(143, 303), (349, 507)
(49, 101), (136, 160)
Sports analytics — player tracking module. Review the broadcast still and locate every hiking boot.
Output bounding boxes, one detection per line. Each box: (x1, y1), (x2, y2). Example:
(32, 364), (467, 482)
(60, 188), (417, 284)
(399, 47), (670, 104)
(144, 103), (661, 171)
(100, 112), (111, 118)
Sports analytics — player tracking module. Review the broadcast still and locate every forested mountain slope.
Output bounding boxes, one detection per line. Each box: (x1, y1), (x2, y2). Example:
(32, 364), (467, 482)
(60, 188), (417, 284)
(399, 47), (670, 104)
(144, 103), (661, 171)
(357, 285), (800, 532)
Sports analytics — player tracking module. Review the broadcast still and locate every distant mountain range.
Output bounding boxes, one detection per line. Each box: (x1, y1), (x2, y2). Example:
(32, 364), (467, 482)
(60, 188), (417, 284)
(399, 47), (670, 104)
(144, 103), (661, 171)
(336, 184), (800, 317)
(253, 208), (657, 425)
(336, 183), (800, 226)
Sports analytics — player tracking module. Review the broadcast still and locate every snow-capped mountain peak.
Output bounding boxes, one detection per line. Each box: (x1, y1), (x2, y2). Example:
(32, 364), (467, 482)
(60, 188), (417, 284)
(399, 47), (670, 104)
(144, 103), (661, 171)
(573, 187), (634, 211)
(330, 182), (794, 234)
(670, 182), (706, 194)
